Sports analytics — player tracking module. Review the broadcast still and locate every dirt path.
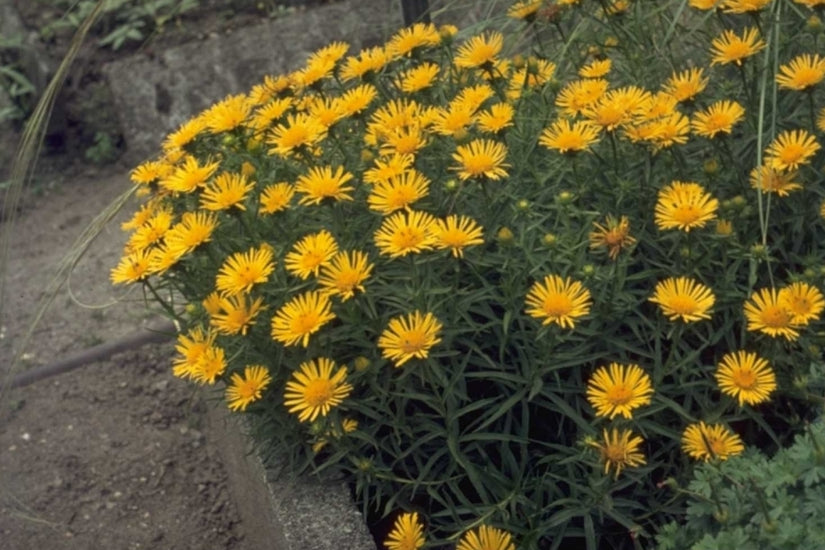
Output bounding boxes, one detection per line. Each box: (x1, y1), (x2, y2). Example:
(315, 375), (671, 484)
(0, 164), (249, 549)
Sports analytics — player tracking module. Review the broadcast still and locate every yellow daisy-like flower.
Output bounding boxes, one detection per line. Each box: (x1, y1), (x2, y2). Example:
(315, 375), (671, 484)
(589, 214), (636, 260)
(398, 62), (440, 94)
(476, 103), (515, 134)
(451, 139), (510, 181)
(646, 112), (691, 149)
(172, 326), (215, 380)
(579, 58), (612, 78)
(583, 86), (651, 132)
(538, 119), (601, 154)
(190, 345), (227, 385)
(160, 156), (220, 194)
(586, 363), (654, 419)
(649, 277), (715, 322)
(110, 249), (152, 284)
(691, 100), (745, 139)
(226, 365), (272, 411)
(163, 117), (208, 152)
(285, 230), (339, 280)
(200, 172), (255, 211)
(164, 211), (218, 256)
(210, 294), (266, 336)
(202, 94), (252, 134)
(716, 350), (776, 406)
(318, 250), (374, 301)
(779, 281), (825, 325)
(456, 525), (515, 550)
(555, 79), (609, 117)
(709, 27), (765, 66)
(588, 428), (646, 479)
(339, 83), (377, 117)
(378, 311), (443, 367)
(384, 512), (426, 550)
(749, 165), (801, 196)
(340, 46), (391, 81)
(454, 32), (504, 69)
(363, 154), (414, 185)
(271, 291), (336, 347)
(654, 181), (718, 232)
(284, 358), (352, 423)
(432, 215), (485, 258)
(130, 160), (171, 186)
(525, 274), (592, 329)
(387, 22), (441, 59)
(295, 165), (355, 205)
(259, 182), (295, 214)
(744, 287), (800, 340)
(267, 113), (327, 157)
(215, 245), (275, 297)
(367, 169), (430, 215)
(248, 97), (294, 131)
(126, 208), (174, 252)
(662, 67), (709, 103)
(682, 422), (744, 461)
(689, 0), (723, 10)
(722, 0), (772, 13)
(374, 210), (437, 257)
(381, 125), (428, 157)
(765, 129), (821, 172)
(776, 53), (825, 91)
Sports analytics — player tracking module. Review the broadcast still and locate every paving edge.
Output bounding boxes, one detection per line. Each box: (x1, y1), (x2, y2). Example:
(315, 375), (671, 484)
(207, 404), (377, 550)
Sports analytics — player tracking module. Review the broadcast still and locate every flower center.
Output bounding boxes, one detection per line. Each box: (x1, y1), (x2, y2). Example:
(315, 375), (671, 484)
(293, 312), (320, 334)
(761, 305), (791, 327)
(733, 369), (757, 390)
(465, 156), (495, 175)
(667, 295), (698, 314)
(542, 293), (573, 316)
(399, 330), (427, 354)
(708, 437), (727, 456)
(779, 144), (804, 164)
(607, 384), (633, 405)
(672, 205), (703, 225)
(304, 379), (334, 407)
(603, 443), (626, 463)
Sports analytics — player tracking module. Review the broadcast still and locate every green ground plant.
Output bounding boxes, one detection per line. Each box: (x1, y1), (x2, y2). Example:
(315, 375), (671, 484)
(110, 0), (825, 548)
(0, 33), (36, 123)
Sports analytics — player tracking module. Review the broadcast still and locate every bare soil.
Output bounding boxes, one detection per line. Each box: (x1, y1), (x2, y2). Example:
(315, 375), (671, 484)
(0, 164), (250, 550)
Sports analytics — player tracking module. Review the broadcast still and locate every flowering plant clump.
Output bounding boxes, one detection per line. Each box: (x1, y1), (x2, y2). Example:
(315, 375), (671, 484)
(112, 0), (825, 547)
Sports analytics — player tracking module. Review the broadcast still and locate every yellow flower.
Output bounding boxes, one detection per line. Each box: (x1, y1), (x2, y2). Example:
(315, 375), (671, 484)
(432, 215), (484, 258)
(367, 169), (430, 215)
(583, 86), (651, 132)
(210, 294), (266, 336)
(662, 67), (708, 102)
(765, 129), (821, 171)
(388, 22), (441, 58)
(374, 210), (437, 257)
(647, 112), (691, 149)
(381, 125), (428, 156)
(398, 62), (440, 94)
(216, 245), (275, 296)
(318, 250), (374, 301)
(451, 139), (510, 181)
(579, 58), (612, 79)
(689, 0), (724, 9)
(226, 365), (272, 411)
(172, 326), (215, 380)
(456, 525), (515, 550)
(267, 113), (327, 157)
(164, 211), (218, 256)
(716, 351), (776, 406)
(555, 79), (609, 117)
(508, 0), (544, 19)
(378, 311), (443, 367)
(454, 32), (504, 69)
(432, 104), (475, 137)
(110, 249), (152, 284)
(586, 363), (654, 419)
(259, 182), (295, 214)
(654, 181), (718, 232)
(126, 208), (174, 252)
(588, 215), (636, 260)
(691, 100), (745, 139)
(525, 274), (592, 329)
(538, 119), (601, 154)
(363, 153), (414, 185)
(160, 155), (220, 194)
(271, 291), (336, 347)
(200, 172), (255, 211)
(285, 230), (339, 280)
(723, 0), (772, 13)
(744, 287), (800, 340)
(776, 53), (825, 91)
(202, 94), (252, 134)
(340, 46), (390, 81)
(779, 282), (825, 325)
(295, 165), (355, 205)
(710, 27), (765, 66)
(190, 344), (227, 385)
(588, 428), (646, 478)
(284, 358), (352, 422)
(749, 165), (801, 196)
(384, 512), (426, 550)
(682, 422), (744, 461)
(163, 117), (208, 151)
(248, 97), (293, 131)
(649, 277), (715, 322)
(476, 103), (515, 134)
(339, 83), (377, 117)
